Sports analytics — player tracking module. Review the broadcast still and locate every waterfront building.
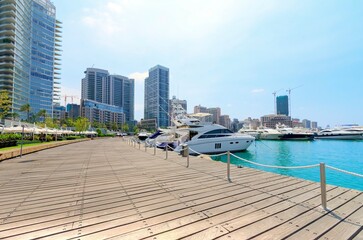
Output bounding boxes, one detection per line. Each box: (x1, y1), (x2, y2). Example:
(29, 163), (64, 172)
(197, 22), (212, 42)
(169, 96), (187, 123)
(138, 119), (157, 132)
(30, 0), (62, 117)
(0, 0), (61, 119)
(260, 114), (292, 128)
(81, 68), (109, 103)
(53, 104), (66, 121)
(106, 75), (134, 123)
(144, 65), (169, 128)
(242, 117), (261, 129)
(302, 119), (311, 129)
(81, 99), (125, 126)
(66, 104), (80, 119)
(219, 115), (231, 129)
(193, 105), (221, 123)
(81, 68), (134, 124)
(276, 95), (289, 116)
(311, 121), (318, 129)
(0, 0), (32, 116)
(230, 119), (243, 132)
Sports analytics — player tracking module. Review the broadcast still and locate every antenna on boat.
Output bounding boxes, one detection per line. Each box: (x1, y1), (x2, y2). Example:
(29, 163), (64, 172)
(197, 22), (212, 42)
(272, 88), (283, 114)
(286, 85), (303, 117)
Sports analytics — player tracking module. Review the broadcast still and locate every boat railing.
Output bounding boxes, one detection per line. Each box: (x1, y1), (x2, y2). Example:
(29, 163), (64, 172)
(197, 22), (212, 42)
(126, 138), (363, 211)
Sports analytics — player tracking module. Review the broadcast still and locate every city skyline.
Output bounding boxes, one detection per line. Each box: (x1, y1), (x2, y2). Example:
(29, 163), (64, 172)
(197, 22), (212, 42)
(53, 0), (363, 127)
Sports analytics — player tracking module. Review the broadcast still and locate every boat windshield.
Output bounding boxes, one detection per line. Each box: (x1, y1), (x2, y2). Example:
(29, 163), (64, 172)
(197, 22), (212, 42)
(198, 128), (233, 139)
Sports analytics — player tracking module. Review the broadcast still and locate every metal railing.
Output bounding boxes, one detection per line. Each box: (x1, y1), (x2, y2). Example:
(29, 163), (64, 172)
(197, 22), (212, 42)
(125, 139), (363, 210)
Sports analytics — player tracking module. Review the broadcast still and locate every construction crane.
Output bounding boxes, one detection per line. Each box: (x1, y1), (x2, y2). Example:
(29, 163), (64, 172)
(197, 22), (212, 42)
(286, 85), (303, 117)
(272, 88), (283, 114)
(63, 95), (79, 106)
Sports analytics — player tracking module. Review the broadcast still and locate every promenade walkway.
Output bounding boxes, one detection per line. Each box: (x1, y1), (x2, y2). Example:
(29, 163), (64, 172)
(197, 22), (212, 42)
(0, 138), (362, 239)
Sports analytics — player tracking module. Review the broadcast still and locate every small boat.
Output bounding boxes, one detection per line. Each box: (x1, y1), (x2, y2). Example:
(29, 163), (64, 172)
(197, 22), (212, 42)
(137, 130), (150, 141)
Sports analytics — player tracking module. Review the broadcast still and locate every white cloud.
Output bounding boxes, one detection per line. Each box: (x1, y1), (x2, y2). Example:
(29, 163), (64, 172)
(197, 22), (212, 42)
(251, 89), (265, 93)
(128, 71), (148, 84)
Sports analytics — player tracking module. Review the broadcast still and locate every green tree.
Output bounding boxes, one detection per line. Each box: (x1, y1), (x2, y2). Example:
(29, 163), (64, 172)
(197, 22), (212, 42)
(133, 126), (139, 134)
(9, 112), (19, 121)
(45, 118), (56, 129)
(74, 117), (90, 133)
(37, 109), (47, 123)
(20, 103), (31, 122)
(122, 123), (129, 133)
(111, 122), (118, 131)
(0, 90), (12, 120)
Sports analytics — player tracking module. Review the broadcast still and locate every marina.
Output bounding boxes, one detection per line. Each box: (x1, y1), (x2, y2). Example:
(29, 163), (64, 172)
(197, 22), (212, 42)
(0, 138), (362, 239)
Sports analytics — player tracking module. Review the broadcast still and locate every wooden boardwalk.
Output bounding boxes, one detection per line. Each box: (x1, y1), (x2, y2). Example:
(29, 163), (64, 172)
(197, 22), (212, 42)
(0, 138), (362, 239)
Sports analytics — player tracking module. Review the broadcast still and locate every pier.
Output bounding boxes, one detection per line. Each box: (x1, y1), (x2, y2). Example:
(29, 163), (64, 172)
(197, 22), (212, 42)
(0, 138), (362, 239)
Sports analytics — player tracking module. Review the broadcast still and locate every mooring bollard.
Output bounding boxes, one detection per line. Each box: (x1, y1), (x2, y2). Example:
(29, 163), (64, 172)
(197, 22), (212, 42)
(320, 163), (327, 209)
(145, 142), (147, 152)
(227, 151), (231, 182)
(186, 145), (189, 168)
(138, 142), (140, 150)
(165, 145), (168, 159)
(154, 145), (156, 155)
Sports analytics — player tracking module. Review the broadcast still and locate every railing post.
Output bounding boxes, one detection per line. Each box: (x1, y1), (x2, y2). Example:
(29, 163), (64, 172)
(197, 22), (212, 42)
(320, 163), (327, 210)
(227, 151), (231, 182)
(154, 145), (156, 155)
(138, 142), (140, 150)
(145, 142), (147, 152)
(186, 145), (189, 168)
(165, 145), (168, 159)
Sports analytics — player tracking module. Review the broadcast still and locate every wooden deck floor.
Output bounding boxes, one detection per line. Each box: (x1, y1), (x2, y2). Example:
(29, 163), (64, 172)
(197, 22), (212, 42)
(0, 138), (362, 239)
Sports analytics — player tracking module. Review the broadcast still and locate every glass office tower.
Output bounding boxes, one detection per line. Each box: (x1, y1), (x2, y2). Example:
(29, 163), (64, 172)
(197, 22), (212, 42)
(276, 95), (289, 116)
(144, 65), (169, 128)
(30, 0), (62, 117)
(0, 0), (32, 116)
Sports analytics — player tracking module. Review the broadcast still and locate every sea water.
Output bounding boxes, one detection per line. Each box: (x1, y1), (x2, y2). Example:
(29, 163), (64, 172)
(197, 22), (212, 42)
(211, 140), (363, 191)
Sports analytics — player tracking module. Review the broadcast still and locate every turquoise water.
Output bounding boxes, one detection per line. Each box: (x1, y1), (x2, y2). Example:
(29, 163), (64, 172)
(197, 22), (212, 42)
(211, 140), (363, 191)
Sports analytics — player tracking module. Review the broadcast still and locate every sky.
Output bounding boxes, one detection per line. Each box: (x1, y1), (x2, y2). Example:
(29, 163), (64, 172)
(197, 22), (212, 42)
(52, 0), (363, 128)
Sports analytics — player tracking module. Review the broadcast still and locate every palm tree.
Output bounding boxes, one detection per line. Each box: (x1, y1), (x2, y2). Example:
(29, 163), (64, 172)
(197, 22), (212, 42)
(20, 103), (31, 122)
(37, 109), (47, 123)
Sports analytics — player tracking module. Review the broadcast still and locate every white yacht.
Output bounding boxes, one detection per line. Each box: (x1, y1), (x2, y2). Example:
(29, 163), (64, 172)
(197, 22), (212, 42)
(174, 124), (255, 155)
(238, 128), (261, 140)
(316, 129), (363, 140)
(259, 128), (283, 140)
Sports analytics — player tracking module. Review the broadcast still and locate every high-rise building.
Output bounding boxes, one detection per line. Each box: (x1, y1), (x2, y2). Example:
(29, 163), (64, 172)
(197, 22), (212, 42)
(276, 95), (289, 116)
(107, 75), (134, 123)
(66, 104), (80, 119)
(0, 0), (32, 116)
(302, 119), (311, 129)
(311, 121), (318, 129)
(81, 68), (134, 124)
(144, 65), (169, 128)
(30, 0), (62, 117)
(219, 115), (231, 129)
(0, 0), (61, 119)
(82, 68), (109, 103)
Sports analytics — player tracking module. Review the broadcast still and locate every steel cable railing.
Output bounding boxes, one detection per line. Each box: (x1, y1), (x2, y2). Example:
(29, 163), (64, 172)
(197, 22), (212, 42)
(127, 141), (363, 210)
(230, 153), (320, 169)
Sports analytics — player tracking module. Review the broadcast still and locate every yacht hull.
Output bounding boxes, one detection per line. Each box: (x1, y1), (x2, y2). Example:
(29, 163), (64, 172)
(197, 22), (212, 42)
(178, 136), (254, 155)
(315, 134), (363, 140)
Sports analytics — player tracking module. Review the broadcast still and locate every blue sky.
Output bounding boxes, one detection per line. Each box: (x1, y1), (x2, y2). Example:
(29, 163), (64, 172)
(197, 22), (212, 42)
(53, 0), (363, 127)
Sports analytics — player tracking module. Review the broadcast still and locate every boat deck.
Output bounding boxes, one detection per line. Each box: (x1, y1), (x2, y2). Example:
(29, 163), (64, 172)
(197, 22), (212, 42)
(0, 138), (362, 239)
